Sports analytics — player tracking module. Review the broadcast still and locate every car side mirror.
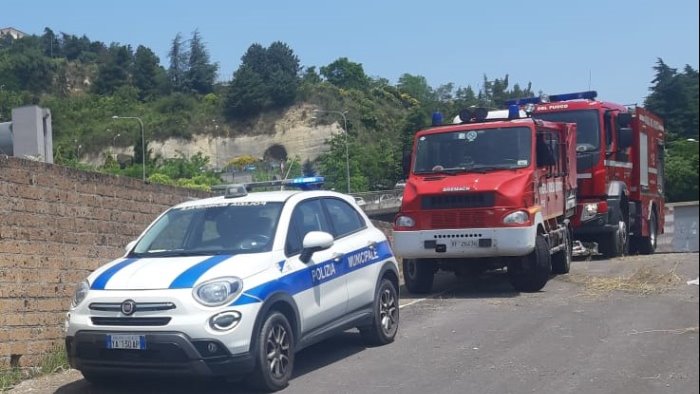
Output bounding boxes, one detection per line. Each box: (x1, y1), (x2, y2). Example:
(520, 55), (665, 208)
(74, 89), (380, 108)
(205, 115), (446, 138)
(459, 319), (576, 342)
(299, 231), (334, 263)
(402, 151), (412, 178)
(618, 127), (633, 150)
(125, 240), (137, 253)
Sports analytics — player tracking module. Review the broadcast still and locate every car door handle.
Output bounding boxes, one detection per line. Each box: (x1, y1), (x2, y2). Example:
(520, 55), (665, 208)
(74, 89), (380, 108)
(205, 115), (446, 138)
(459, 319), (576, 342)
(367, 241), (377, 250)
(332, 252), (345, 263)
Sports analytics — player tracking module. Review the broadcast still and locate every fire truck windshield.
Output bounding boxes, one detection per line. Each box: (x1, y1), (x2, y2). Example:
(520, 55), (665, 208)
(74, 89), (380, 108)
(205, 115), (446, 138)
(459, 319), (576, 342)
(413, 127), (531, 174)
(533, 110), (600, 151)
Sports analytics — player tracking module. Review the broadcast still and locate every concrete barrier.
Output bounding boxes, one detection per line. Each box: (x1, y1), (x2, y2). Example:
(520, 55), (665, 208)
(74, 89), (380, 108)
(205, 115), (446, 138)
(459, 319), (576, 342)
(657, 201), (699, 253)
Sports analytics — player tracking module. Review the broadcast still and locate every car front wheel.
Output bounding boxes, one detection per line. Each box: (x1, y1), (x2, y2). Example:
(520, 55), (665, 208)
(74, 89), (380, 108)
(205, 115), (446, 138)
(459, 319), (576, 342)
(247, 311), (294, 392)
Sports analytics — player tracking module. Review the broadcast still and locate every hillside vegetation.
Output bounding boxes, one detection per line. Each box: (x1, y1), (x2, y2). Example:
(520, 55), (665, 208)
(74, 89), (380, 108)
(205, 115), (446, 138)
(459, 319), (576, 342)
(0, 29), (696, 199)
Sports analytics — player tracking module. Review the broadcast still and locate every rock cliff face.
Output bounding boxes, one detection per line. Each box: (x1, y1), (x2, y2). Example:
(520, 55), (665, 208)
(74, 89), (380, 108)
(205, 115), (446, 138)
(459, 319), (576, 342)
(89, 104), (342, 168)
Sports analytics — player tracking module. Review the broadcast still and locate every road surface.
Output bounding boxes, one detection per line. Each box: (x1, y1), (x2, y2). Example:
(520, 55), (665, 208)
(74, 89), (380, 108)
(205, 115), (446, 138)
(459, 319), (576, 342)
(9, 253), (699, 394)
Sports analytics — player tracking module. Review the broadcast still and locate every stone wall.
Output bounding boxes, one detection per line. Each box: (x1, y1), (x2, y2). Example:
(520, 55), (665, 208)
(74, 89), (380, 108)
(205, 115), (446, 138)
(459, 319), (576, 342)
(0, 156), (210, 368)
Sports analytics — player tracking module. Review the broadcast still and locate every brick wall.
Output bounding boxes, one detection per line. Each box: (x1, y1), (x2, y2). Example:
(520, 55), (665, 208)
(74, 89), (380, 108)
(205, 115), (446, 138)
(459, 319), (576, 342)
(0, 156), (211, 368)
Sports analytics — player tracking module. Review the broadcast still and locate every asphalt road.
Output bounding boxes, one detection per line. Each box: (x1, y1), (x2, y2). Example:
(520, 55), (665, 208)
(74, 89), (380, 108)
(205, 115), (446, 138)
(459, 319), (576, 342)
(10, 253), (699, 394)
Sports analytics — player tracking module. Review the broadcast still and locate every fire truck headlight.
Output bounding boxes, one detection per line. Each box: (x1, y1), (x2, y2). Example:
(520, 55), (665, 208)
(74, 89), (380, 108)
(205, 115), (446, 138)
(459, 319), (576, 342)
(395, 215), (415, 228)
(581, 203), (599, 221)
(503, 211), (529, 225)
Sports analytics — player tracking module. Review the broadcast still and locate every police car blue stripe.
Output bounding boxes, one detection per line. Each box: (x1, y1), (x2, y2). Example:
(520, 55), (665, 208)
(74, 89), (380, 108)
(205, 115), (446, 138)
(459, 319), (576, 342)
(231, 241), (394, 306)
(90, 258), (139, 290)
(169, 254), (233, 289)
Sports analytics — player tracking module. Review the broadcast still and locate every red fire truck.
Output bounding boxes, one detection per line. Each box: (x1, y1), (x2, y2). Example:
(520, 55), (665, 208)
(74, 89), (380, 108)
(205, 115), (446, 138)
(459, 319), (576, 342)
(505, 91), (665, 258)
(393, 107), (577, 293)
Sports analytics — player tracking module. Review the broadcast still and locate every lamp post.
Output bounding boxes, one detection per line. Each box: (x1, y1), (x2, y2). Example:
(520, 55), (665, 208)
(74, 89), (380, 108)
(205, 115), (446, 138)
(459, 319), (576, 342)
(112, 116), (145, 182)
(314, 110), (350, 193)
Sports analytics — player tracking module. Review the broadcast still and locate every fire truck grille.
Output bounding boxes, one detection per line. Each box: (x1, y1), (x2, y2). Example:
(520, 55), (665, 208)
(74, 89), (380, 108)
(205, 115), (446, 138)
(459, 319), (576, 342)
(421, 193), (495, 210)
(429, 210), (489, 229)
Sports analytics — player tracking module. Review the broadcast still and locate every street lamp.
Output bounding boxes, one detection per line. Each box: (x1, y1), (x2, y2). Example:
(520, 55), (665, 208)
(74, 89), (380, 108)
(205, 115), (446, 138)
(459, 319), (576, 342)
(314, 110), (350, 193)
(112, 132), (121, 145)
(112, 116), (145, 182)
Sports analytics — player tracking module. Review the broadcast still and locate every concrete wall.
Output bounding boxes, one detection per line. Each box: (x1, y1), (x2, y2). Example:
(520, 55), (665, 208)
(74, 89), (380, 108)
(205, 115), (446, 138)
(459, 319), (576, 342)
(658, 201), (699, 253)
(0, 156), (210, 368)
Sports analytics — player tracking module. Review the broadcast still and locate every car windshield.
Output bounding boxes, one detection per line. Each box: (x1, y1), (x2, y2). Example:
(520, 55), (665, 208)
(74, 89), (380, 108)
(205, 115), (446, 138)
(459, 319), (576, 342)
(533, 109), (600, 151)
(413, 127), (532, 174)
(130, 202), (283, 257)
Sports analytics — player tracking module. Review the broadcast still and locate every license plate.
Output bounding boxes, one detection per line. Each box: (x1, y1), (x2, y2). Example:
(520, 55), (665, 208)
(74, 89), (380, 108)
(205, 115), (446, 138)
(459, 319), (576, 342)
(106, 334), (146, 350)
(447, 239), (479, 249)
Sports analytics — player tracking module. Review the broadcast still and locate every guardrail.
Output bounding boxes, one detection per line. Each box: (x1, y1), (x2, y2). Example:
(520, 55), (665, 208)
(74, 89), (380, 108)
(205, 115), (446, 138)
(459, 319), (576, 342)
(349, 189), (403, 215)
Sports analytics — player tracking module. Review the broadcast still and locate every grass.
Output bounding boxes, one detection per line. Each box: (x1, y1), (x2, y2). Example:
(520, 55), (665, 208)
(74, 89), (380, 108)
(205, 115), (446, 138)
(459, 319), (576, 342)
(0, 344), (69, 392)
(565, 263), (683, 296)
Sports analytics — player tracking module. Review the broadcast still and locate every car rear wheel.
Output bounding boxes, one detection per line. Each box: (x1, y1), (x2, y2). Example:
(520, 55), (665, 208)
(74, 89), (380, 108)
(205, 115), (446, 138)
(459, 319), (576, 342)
(360, 278), (399, 346)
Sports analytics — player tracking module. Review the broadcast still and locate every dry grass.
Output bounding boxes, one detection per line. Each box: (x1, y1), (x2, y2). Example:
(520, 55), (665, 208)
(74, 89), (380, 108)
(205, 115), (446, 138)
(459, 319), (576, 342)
(565, 263), (683, 296)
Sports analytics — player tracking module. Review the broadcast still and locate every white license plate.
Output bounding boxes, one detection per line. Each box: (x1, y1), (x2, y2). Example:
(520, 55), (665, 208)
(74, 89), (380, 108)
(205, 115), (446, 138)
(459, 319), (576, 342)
(106, 334), (146, 350)
(447, 239), (480, 249)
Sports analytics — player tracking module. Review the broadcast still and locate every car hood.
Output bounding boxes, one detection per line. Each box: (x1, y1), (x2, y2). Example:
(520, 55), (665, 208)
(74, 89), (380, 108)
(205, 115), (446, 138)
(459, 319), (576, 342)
(88, 253), (271, 290)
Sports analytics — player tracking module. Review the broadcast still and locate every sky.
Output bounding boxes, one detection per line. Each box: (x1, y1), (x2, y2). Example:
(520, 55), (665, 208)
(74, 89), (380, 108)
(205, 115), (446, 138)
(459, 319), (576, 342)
(4, 0), (699, 105)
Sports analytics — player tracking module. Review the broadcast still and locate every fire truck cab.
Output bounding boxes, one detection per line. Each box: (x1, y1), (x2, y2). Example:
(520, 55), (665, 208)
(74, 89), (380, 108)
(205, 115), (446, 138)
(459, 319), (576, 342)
(506, 91), (665, 257)
(393, 107), (577, 293)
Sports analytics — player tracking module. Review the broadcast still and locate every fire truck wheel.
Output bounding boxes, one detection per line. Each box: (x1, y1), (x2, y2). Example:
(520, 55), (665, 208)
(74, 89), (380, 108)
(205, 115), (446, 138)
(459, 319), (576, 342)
(599, 215), (629, 258)
(637, 210), (658, 255)
(552, 229), (572, 274)
(508, 235), (551, 292)
(402, 259), (435, 294)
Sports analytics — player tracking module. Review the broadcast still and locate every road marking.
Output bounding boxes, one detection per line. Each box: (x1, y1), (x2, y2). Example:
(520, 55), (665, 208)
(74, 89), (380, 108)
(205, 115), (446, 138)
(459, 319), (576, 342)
(399, 286), (454, 309)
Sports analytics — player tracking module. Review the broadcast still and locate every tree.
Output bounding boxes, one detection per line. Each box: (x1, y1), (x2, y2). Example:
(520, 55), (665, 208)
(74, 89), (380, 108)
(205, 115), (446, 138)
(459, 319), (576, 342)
(40, 28), (60, 58)
(185, 30), (218, 94)
(320, 57), (369, 90)
(644, 59), (699, 202)
(224, 65), (267, 117)
(92, 44), (133, 95)
(397, 73), (434, 104)
(133, 45), (161, 100)
(224, 42), (301, 118)
(645, 59), (699, 140)
(168, 33), (188, 92)
(265, 41), (300, 106)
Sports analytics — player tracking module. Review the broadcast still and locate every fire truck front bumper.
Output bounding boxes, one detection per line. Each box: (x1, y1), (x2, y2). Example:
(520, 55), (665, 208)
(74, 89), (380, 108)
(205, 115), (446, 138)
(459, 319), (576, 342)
(393, 225), (537, 259)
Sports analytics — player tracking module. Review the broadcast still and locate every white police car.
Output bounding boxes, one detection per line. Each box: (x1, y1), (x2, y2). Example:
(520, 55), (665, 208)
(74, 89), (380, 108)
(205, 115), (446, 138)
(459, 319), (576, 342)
(65, 180), (400, 391)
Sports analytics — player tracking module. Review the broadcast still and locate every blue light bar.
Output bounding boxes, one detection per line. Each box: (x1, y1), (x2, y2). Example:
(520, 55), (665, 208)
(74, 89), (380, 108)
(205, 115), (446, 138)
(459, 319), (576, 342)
(286, 176), (325, 190)
(508, 104), (520, 119)
(504, 96), (542, 106)
(432, 112), (443, 126)
(505, 90), (598, 106)
(549, 91), (597, 102)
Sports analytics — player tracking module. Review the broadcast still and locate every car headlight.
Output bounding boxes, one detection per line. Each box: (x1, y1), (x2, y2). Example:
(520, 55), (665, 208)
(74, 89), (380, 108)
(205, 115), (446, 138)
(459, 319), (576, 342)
(193, 277), (243, 307)
(581, 203), (598, 221)
(395, 215), (415, 228)
(71, 280), (90, 308)
(503, 211), (529, 225)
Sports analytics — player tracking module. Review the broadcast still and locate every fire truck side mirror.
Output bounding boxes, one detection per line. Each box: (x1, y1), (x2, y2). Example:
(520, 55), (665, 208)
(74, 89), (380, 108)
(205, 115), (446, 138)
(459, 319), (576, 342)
(617, 113), (632, 128)
(402, 151), (412, 177)
(618, 127), (633, 150)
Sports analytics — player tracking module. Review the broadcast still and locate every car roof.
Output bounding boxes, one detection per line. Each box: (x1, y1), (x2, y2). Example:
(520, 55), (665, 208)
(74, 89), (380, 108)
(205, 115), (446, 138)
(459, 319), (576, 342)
(173, 189), (355, 210)
(174, 190), (301, 209)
